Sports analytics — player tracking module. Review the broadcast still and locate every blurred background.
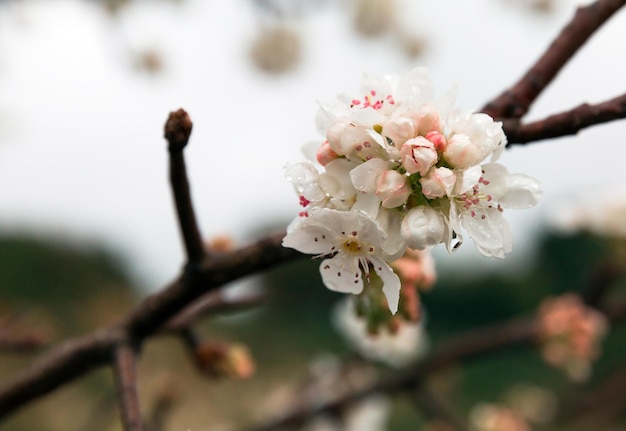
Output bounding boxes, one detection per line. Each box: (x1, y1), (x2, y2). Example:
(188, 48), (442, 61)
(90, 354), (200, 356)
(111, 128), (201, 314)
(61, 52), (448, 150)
(1, 0), (626, 430)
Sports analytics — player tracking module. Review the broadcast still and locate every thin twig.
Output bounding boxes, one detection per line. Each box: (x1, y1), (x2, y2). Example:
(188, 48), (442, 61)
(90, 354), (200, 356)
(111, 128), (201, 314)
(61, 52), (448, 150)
(0, 110), (296, 419)
(165, 108), (206, 264)
(114, 342), (144, 431)
(163, 290), (265, 332)
(482, 0), (626, 119)
(0, 314), (47, 353)
(0, 328), (122, 417)
(0, 335), (46, 353)
(503, 93), (626, 145)
(126, 231), (299, 341)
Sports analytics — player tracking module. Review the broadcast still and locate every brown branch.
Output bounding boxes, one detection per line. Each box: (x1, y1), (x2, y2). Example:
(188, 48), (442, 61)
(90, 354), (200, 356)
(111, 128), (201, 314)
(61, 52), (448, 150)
(125, 231), (299, 341)
(0, 110), (301, 421)
(0, 3), (621, 425)
(0, 314), (47, 353)
(114, 343), (144, 431)
(0, 231), (302, 420)
(0, 334), (46, 353)
(503, 93), (626, 145)
(0, 328), (122, 417)
(165, 108), (206, 264)
(482, 0), (626, 120)
(163, 290), (265, 333)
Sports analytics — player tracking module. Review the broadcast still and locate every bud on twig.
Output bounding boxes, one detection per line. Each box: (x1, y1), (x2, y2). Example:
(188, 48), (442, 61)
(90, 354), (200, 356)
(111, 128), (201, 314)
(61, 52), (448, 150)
(164, 109), (193, 152)
(194, 342), (256, 379)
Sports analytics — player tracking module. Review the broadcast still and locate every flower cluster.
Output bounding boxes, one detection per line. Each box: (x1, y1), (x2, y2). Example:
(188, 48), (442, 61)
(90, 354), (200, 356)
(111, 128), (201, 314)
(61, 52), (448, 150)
(283, 68), (542, 314)
(538, 294), (608, 381)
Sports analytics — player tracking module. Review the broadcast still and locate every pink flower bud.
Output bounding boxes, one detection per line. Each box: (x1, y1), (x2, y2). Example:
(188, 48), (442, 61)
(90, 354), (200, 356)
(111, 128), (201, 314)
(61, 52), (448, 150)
(327, 121), (384, 161)
(425, 131), (447, 152)
(326, 120), (350, 156)
(391, 249), (437, 290)
(400, 137), (438, 175)
(382, 112), (419, 147)
(416, 108), (442, 136)
(376, 170), (410, 208)
(316, 140), (339, 165)
(420, 167), (456, 198)
(443, 134), (484, 168)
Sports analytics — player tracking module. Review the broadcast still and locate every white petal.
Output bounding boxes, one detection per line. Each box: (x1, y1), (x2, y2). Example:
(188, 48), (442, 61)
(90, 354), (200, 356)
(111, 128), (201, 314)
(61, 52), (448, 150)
(360, 73), (396, 101)
(376, 208), (406, 259)
(352, 107), (387, 126)
(489, 127), (507, 162)
(352, 192), (381, 220)
(319, 159), (359, 200)
(370, 256), (401, 314)
(315, 101), (340, 135)
(454, 165), (482, 195)
(320, 256), (364, 294)
(366, 128), (395, 156)
(501, 174), (543, 209)
(434, 84), (458, 116)
(461, 208), (512, 258)
(286, 213), (306, 233)
(480, 163), (509, 200)
(301, 140), (322, 162)
(335, 209), (387, 247)
(396, 67), (434, 105)
(350, 158), (389, 193)
(282, 218), (336, 254)
(481, 163), (543, 209)
(284, 162), (326, 202)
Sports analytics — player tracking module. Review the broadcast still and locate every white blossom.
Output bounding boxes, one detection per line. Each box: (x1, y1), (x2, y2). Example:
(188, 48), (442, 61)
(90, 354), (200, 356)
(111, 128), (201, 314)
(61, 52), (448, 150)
(282, 209), (402, 313)
(284, 67), (542, 314)
(400, 136), (438, 175)
(444, 112), (507, 168)
(333, 298), (429, 367)
(447, 163), (542, 258)
(420, 166), (456, 199)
